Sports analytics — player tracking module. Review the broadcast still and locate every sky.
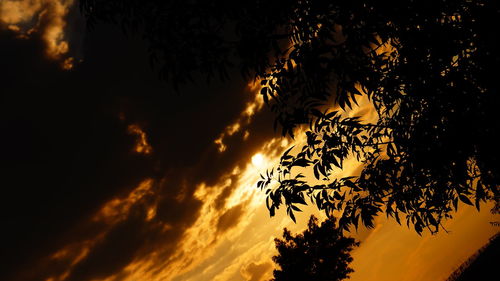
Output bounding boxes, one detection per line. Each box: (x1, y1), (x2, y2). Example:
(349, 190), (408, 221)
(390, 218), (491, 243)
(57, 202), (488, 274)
(0, 1), (498, 281)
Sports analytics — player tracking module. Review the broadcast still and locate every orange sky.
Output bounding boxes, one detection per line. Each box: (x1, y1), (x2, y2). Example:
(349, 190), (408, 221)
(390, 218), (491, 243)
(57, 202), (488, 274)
(1, 2), (499, 281)
(13, 78), (494, 281)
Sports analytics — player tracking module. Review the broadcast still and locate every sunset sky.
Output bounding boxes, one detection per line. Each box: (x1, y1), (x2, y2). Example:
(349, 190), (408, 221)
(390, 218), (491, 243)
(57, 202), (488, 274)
(1, 1), (498, 281)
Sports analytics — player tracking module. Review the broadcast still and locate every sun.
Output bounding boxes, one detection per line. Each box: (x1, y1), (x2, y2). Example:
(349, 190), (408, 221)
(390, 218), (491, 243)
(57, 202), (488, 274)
(251, 153), (265, 167)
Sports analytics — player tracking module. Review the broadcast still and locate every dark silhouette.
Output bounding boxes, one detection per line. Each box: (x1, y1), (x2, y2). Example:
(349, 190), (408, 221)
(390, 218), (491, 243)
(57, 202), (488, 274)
(271, 216), (359, 281)
(80, 0), (500, 234)
(445, 233), (500, 281)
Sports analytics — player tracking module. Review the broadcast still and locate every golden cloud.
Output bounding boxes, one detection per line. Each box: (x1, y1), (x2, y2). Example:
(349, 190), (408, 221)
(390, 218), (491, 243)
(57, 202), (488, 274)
(14, 178), (156, 281)
(0, 0), (76, 69)
(127, 124), (153, 155)
(240, 261), (272, 281)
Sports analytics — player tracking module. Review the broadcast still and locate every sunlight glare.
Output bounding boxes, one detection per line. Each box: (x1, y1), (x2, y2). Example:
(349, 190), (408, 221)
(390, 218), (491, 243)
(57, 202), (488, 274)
(251, 153), (265, 167)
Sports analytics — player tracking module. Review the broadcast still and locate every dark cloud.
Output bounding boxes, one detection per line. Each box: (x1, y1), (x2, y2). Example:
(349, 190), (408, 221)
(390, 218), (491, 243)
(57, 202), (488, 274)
(67, 212), (148, 281)
(217, 203), (246, 233)
(155, 188), (203, 228)
(0, 27), (154, 280)
(214, 173), (240, 210)
(187, 101), (277, 188)
(0, 7), (280, 280)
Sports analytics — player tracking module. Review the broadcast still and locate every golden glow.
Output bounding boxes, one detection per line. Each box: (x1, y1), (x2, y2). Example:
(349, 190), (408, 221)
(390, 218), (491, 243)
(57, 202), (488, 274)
(94, 178), (153, 223)
(127, 124), (153, 155)
(0, 0), (42, 24)
(146, 206), (156, 221)
(0, 0), (76, 69)
(251, 153), (265, 168)
(350, 205), (498, 281)
(214, 137), (227, 152)
(61, 56), (74, 70)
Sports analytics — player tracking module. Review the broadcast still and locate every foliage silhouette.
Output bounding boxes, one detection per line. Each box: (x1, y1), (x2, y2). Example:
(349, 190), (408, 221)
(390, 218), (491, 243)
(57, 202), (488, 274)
(271, 215), (358, 281)
(80, 0), (500, 234)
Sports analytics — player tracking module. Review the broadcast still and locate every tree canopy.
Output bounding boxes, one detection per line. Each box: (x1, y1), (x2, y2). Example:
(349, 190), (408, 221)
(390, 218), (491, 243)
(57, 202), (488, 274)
(80, 0), (500, 234)
(271, 216), (359, 281)
(255, 0), (500, 235)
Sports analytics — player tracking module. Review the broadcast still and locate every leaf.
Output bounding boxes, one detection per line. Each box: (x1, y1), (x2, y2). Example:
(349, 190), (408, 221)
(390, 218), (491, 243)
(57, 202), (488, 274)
(315, 192), (322, 209)
(325, 110), (338, 119)
(394, 211), (401, 225)
(427, 214), (437, 227)
(282, 145), (295, 157)
(346, 213), (356, 230)
(313, 163), (319, 180)
(322, 189), (328, 200)
(334, 191), (342, 200)
(344, 180), (359, 191)
(415, 223), (423, 235)
(294, 194), (307, 205)
(318, 162), (327, 177)
(270, 206), (275, 217)
(459, 194), (473, 206)
(289, 210), (296, 223)
(475, 182), (484, 211)
(292, 158), (311, 167)
(330, 155), (341, 168)
(261, 87), (269, 104)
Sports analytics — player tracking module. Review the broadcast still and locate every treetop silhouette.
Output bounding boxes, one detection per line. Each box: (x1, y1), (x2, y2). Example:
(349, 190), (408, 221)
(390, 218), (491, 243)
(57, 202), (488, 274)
(271, 215), (359, 281)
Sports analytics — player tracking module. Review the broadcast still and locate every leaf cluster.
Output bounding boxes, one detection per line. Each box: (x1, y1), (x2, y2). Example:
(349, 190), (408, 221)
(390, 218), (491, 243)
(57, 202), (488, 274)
(258, 0), (500, 235)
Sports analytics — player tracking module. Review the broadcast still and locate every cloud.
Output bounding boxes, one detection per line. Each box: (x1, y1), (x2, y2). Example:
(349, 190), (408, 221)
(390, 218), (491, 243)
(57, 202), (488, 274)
(0, 0), (80, 69)
(0, 9), (386, 281)
(217, 203), (246, 233)
(0, 22), (178, 280)
(241, 261), (273, 281)
(214, 81), (265, 153)
(64, 204), (166, 281)
(127, 124), (153, 155)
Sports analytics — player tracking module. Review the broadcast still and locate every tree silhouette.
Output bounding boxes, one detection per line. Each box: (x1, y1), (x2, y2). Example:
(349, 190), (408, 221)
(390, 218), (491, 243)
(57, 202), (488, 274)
(271, 215), (359, 281)
(252, 0), (500, 235)
(80, 0), (500, 234)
